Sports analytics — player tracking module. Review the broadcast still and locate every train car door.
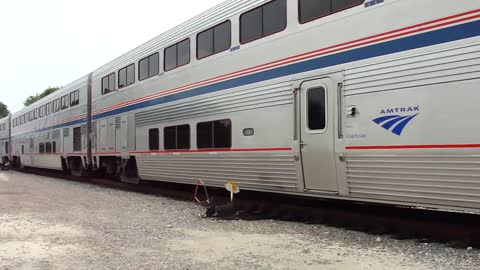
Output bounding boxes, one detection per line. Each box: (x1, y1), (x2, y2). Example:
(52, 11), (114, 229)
(299, 78), (338, 192)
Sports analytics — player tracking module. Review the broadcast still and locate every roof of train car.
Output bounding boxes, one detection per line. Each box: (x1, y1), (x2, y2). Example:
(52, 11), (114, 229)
(12, 0), (265, 117)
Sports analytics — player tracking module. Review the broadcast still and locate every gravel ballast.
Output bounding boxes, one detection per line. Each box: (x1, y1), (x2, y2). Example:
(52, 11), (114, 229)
(0, 171), (479, 270)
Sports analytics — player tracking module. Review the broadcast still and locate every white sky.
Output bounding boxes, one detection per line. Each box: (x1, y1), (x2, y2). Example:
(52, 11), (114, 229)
(0, 0), (225, 113)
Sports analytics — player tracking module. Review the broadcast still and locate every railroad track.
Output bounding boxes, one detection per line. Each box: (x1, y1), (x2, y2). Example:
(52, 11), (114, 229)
(14, 167), (480, 249)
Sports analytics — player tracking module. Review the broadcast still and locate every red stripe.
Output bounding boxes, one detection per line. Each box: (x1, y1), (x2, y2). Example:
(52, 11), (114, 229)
(93, 9), (480, 116)
(346, 144), (480, 150)
(131, 147), (292, 154)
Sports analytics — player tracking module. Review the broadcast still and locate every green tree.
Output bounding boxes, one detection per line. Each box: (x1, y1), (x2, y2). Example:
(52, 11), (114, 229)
(0, 102), (9, 118)
(24, 86), (60, 107)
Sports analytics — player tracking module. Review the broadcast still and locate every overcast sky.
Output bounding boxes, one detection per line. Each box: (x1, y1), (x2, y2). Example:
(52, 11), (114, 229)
(0, 0), (225, 113)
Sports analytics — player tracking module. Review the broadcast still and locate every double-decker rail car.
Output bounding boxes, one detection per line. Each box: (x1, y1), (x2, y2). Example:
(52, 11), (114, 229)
(7, 0), (480, 213)
(0, 116), (10, 164)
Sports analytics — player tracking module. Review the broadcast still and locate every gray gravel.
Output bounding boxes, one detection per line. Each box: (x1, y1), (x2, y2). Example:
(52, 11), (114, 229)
(1, 170), (479, 270)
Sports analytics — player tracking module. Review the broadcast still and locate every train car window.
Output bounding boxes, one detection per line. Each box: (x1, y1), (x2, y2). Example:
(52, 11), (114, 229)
(39, 105), (44, 118)
(29, 111), (33, 121)
(197, 120), (231, 149)
(197, 21), (231, 59)
(307, 87), (326, 130)
(61, 94), (69, 110)
(52, 141), (56, 153)
(22, 145), (24, 154)
(164, 124), (190, 150)
(299, 0), (364, 24)
(102, 73), (116, 95)
(148, 128), (159, 151)
(70, 90), (80, 107)
(46, 142), (52, 153)
(119, 63), (135, 89)
(39, 143), (45, 153)
(56, 98), (61, 112)
(240, 0), (286, 44)
(139, 53), (159, 81)
(73, 127), (82, 152)
(164, 38), (190, 71)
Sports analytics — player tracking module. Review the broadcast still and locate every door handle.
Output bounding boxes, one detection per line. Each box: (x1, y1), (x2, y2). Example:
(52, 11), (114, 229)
(300, 141), (307, 147)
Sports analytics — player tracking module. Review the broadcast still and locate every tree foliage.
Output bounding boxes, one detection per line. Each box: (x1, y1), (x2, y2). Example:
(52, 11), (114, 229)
(0, 102), (8, 118)
(24, 86), (60, 107)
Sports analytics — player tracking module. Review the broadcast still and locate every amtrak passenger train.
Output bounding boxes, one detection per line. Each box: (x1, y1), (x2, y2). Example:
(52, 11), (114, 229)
(2, 0), (480, 213)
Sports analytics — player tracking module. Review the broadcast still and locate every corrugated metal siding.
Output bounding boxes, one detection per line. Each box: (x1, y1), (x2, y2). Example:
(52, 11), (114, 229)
(346, 154), (480, 208)
(344, 42), (480, 95)
(135, 82), (292, 126)
(136, 152), (298, 191)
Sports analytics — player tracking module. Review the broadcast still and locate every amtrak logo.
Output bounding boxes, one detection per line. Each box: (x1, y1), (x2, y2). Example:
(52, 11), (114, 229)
(373, 106), (420, 136)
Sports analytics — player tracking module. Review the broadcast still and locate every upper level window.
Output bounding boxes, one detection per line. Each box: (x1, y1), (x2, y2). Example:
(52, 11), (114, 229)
(299, 0), (364, 23)
(197, 21), (231, 59)
(164, 38), (190, 71)
(70, 90), (80, 107)
(46, 103), (51, 115)
(102, 73), (116, 95)
(164, 124), (190, 150)
(119, 63), (135, 88)
(197, 119), (231, 149)
(240, 0), (287, 44)
(139, 53), (159, 81)
(60, 94), (69, 110)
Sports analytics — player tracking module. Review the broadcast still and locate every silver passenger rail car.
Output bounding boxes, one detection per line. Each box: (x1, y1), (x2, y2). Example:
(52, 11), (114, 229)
(0, 115), (10, 165)
(7, 0), (480, 214)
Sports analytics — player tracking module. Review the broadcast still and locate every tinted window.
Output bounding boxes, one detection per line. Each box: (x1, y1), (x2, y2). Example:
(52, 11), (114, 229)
(139, 57), (149, 81)
(263, 0), (287, 36)
(46, 142), (52, 153)
(164, 39), (190, 71)
(307, 87), (326, 130)
(139, 53), (159, 81)
(240, 7), (262, 43)
(299, 0), (363, 23)
(102, 73), (116, 94)
(197, 21), (231, 59)
(164, 124), (190, 150)
(52, 141), (56, 153)
(197, 28), (213, 59)
(70, 90), (79, 107)
(119, 64), (135, 88)
(197, 122), (213, 149)
(39, 143), (45, 153)
(197, 120), (231, 149)
(61, 95), (69, 110)
(177, 125), (190, 150)
(73, 127), (82, 152)
(127, 64), (135, 85)
(240, 0), (286, 44)
(149, 128), (159, 151)
(164, 126), (176, 150)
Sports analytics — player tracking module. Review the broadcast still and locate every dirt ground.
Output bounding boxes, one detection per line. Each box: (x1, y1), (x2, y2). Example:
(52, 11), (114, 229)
(1, 171), (479, 270)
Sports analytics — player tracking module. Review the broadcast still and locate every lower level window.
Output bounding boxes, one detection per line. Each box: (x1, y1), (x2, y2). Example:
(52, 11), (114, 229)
(149, 128), (159, 150)
(39, 143), (45, 153)
(197, 119), (231, 149)
(46, 142), (52, 153)
(164, 124), (190, 150)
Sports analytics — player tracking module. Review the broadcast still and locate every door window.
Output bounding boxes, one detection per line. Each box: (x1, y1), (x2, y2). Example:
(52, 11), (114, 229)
(307, 87), (326, 131)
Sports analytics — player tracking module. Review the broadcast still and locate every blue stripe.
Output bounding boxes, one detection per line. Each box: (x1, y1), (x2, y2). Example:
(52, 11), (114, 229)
(41, 19), (480, 131)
